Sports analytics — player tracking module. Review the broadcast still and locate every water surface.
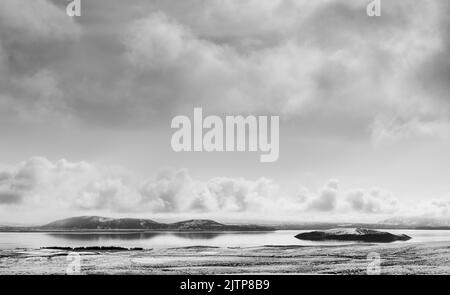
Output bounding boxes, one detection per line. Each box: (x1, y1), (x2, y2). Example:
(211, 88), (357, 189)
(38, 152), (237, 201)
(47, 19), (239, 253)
(1, 229), (450, 249)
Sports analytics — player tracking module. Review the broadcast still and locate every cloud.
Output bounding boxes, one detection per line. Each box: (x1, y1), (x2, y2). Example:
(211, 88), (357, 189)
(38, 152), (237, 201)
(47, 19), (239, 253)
(0, 0), (448, 145)
(0, 157), (96, 207)
(118, 0), (450, 143)
(124, 13), (198, 70)
(0, 157), (408, 217)
(139, 170), (281, 213)
(2, 157), (450, 224)
(0, 0), (80, 40)
(299, 179), (401, 215)
(0, 157), (281, 214)
(0, 0), (81, 75)
(206, 177), (279, 212)
(139, 168), (200, 212)
(308, 180), (338, 211)
(0, 191), (22, 204)
(0, 0), (81, 122)
(346, 188), (398, 214)
(121, 12), (329, 115)
(414, 199), (450, 218)
(75, 177), (142, 212)
(371, 115), (450, 145)
(176, 0), (305, 46)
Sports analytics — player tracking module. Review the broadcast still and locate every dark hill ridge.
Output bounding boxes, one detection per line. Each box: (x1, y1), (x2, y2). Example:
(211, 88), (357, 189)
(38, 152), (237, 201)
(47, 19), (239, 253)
(167, 219), (271, 231)
(41, 216), (274, 231)
(43, 216), (162, 230)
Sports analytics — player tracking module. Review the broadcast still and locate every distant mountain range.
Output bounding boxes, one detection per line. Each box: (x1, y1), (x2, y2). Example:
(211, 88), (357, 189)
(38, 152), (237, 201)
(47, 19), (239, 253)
(0, 216), (275, 232)
(265, 217), (450, 230)
(380, 217), (450, 228)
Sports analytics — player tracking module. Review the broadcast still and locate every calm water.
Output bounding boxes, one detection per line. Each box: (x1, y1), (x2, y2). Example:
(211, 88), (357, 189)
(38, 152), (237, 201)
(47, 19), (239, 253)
(1, 230), (450, 250)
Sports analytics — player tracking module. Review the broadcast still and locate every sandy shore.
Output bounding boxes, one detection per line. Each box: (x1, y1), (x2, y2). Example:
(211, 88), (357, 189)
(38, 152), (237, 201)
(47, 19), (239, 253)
(1, 241), (449, 275)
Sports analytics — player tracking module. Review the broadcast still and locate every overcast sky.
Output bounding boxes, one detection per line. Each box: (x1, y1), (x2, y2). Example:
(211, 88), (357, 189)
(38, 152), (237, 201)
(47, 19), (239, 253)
(0, 0), (449, 224)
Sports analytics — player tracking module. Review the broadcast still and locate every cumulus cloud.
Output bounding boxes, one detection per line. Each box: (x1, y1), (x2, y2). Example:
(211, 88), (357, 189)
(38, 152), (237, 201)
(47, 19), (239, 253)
(308, 180), (338, 211)
(0, 157), (412, 217)
(140, 169), (201, 212)
(0, 157), (281, 214)
(346, 188), (398, 214)
(1, 157), (450, 223)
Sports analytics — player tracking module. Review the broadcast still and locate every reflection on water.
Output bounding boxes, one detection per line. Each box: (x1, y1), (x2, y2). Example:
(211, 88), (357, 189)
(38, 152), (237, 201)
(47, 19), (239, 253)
(47, 232), (169, 241)
(1, 230), (450, 250)
(171, 232), (223, 239)
(46, 231), (224, 241)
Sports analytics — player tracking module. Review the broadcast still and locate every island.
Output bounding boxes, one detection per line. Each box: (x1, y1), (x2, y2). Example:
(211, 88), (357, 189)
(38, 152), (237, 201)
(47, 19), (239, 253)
(295, 228), (411, 243)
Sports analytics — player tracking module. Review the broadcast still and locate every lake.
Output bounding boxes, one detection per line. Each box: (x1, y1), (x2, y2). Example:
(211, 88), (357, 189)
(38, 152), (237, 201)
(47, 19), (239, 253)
(1, 230), (450, 250)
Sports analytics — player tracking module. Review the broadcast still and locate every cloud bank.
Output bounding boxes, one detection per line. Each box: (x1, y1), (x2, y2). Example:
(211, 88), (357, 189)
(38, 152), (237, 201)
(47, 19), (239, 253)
(0, 0), (448, 143)
(0, 157), (447, 222)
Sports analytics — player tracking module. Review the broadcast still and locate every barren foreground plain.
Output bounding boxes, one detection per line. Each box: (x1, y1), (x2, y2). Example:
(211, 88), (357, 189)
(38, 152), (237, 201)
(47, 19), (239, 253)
(1, 241), (449, 275)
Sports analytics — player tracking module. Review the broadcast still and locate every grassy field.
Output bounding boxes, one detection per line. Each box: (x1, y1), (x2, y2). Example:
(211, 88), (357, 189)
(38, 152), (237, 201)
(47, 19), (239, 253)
(1, 241), (449, 275)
